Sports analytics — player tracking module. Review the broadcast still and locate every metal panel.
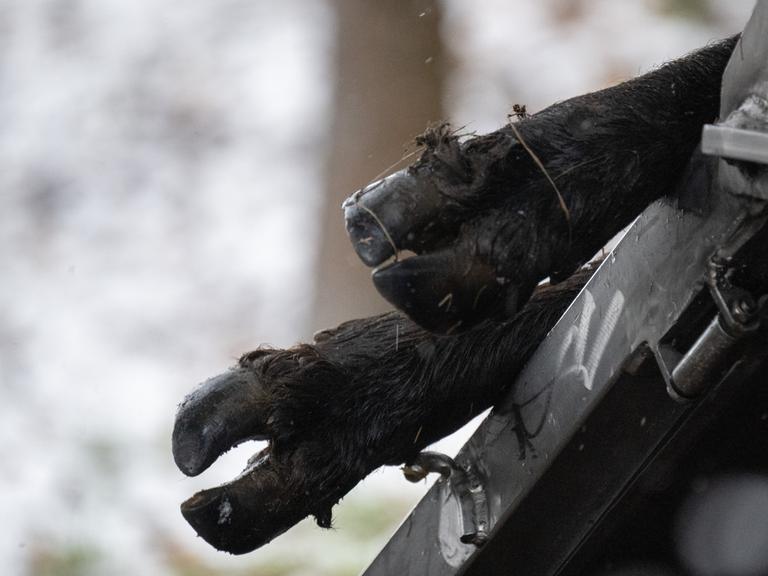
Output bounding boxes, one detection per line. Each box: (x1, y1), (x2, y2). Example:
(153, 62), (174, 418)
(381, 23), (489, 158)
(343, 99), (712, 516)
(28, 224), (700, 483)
(362, 188), (759, 576)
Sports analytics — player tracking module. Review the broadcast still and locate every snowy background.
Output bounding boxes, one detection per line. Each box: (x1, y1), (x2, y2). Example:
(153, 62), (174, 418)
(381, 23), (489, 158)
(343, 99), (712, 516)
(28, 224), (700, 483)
(0, 1), (753, 575)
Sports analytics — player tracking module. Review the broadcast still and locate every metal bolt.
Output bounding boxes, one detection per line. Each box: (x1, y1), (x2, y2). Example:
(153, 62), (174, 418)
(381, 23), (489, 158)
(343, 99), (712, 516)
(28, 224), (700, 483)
(732, 296), (757, 323)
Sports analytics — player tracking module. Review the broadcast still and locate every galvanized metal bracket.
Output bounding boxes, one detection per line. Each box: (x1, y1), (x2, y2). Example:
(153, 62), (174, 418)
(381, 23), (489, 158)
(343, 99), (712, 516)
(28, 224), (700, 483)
(664, 79), (768, 399)
(702, 124), (768, 166)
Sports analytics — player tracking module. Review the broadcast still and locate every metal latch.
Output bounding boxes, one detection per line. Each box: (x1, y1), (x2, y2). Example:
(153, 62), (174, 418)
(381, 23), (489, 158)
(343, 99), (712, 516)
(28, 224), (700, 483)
(403, 451), (490, 547)
(664, 253), (763, 400)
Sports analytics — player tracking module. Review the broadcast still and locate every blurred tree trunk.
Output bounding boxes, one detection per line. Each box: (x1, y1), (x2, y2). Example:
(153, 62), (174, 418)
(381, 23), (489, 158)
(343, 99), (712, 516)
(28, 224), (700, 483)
(311, 0), (445, 330)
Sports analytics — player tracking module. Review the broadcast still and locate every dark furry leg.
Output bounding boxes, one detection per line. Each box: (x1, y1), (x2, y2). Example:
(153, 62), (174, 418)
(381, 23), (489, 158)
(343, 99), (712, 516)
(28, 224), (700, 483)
(172, 266), (594, 553)
(344, 37), (738, 333)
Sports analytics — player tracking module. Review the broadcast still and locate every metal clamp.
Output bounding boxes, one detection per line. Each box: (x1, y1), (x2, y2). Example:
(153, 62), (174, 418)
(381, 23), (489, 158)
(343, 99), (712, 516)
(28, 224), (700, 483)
(667, 253), (762, 399)
(403, 451), (490, 547)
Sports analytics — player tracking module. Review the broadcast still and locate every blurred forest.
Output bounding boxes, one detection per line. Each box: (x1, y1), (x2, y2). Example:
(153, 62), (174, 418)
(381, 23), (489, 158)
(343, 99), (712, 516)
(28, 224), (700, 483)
(0, 1), (752, 575)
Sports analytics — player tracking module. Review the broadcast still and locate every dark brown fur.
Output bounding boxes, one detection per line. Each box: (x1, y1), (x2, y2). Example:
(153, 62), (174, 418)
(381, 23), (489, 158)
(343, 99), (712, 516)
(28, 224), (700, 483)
(173, 37), (745, 554)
